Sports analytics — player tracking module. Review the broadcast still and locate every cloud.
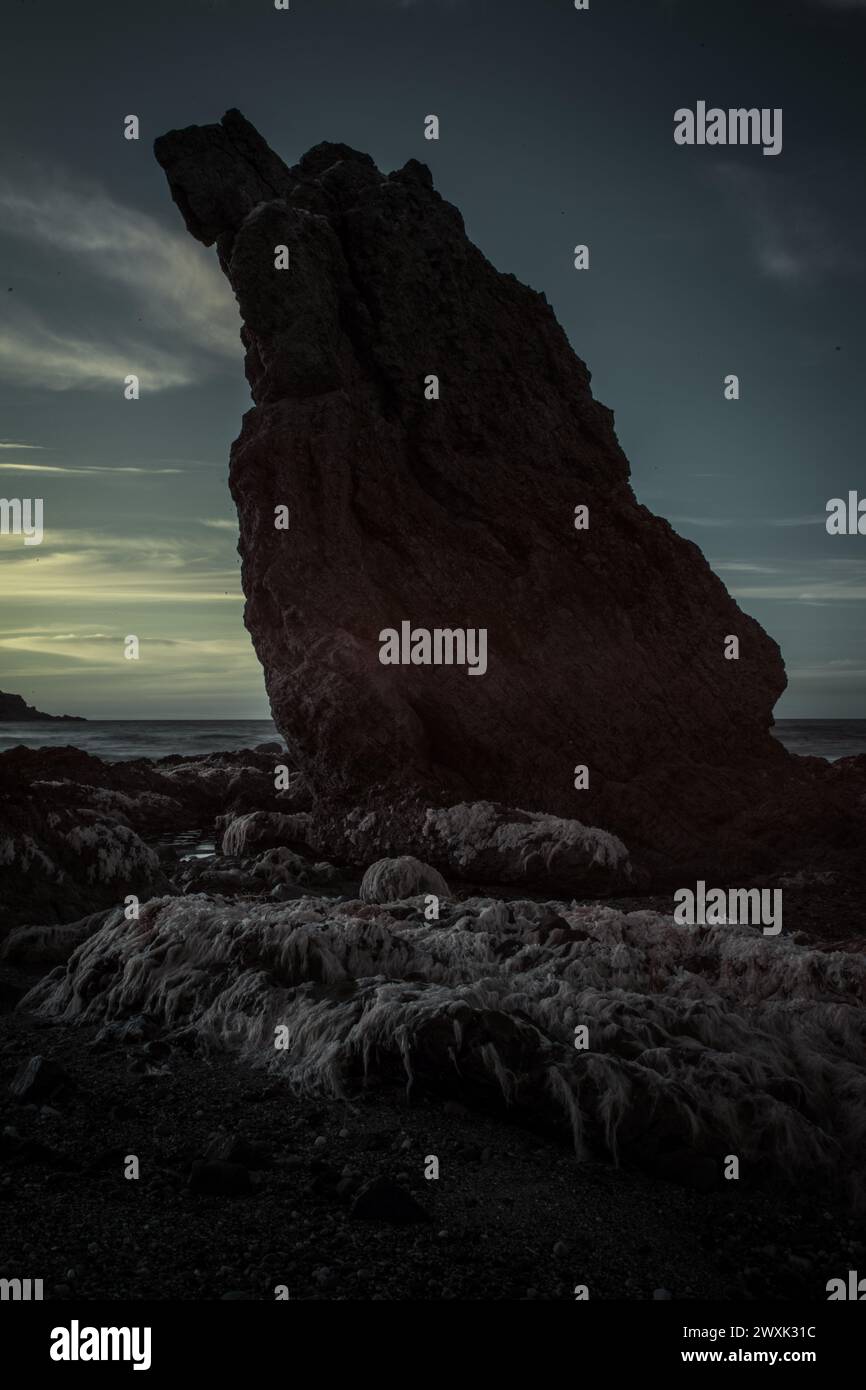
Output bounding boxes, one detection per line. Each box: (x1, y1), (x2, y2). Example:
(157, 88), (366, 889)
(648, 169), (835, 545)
(0, 528), (243, 604)
(710, 163), (863, 283)
(0, 631), (268, 717)
(0, 462), (183, 475)
(705, 553), (866, 603)
(0, 628), (261, 704)
(0, 306), (200, 391)
(0, 175), (241, 390)
(670, 513), (824, 528)
(0, 442), (44, 449)
(728, 567), (866, 602)
(712, 562), (779, 574)
(199, 518), (237, 530)
(788, 659), (866, 680)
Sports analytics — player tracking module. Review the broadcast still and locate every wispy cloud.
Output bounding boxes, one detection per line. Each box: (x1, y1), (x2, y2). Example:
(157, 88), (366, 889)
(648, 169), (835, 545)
(0, 462), (184, 475)
(0, 442), (45, 449)
(728, 566), (866, 603)
(670, 513), (824, 529)
(713, 561), (780, 574)
(199, 518), (237, 530)
(710, 163), (863, 283)
(0, 627), (261, 707)
(0, 307), (201, 391)
(0, 529), (242, 604)
(0, 175), (240, 391)
(788, 659), (866, 682)
(705, 554), (866, 604)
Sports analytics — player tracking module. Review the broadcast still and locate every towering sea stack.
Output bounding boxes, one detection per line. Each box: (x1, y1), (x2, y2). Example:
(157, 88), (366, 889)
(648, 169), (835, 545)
(156, 110), (801, 877)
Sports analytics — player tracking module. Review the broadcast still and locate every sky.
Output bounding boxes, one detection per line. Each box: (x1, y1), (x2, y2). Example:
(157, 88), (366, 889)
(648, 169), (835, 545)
(0, 0), (864, 719)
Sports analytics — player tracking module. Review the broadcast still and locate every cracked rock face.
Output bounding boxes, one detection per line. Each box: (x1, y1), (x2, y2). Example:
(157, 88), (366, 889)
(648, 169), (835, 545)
(155, 109), (793, 873)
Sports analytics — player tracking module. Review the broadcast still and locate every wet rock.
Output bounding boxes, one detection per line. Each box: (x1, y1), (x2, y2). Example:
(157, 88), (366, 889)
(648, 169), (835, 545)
(360, 855), (450, 904)
(0, 743), (305, 925)
(422, 801), (632, 891)
(0, 801), (169, 931)
(253, 846), (338, 884)
(219, 811), (311, 857)
(178, 862), (259, 896)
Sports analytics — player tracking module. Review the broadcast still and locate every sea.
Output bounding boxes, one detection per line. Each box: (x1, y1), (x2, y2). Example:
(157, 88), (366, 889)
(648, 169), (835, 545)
(0, 719), (281, 762)
(0, 718), (864, 763)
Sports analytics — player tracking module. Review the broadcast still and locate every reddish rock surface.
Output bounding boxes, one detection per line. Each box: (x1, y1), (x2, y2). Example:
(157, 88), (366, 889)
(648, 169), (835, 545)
(154, 110), (864, 880)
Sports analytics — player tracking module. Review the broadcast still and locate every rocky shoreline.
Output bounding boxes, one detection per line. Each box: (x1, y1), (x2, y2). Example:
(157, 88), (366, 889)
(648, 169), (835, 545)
(1, 739), (864, 1300)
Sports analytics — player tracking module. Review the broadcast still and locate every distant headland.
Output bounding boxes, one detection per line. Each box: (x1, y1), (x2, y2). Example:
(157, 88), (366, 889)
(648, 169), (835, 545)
(0, 691), (86, 722)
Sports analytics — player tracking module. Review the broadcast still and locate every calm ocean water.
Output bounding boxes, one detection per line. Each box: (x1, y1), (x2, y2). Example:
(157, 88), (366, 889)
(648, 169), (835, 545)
(0, 719), (281, 761)
(0, 718), (864, 763)
(771, 720), (866, 762)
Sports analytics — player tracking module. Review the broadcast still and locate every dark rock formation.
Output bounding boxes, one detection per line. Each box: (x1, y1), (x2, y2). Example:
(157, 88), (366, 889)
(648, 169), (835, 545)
(154, 111), (864, 880)
(0, 744), (297, 929)
(0, 690), (85, 721)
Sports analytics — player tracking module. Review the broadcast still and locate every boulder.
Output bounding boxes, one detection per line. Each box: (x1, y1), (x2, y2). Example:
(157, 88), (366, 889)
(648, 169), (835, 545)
(422, 801), (631, 891)
(219, 811), (312, 857)
(359, 855), (449, 904)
